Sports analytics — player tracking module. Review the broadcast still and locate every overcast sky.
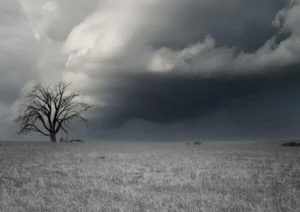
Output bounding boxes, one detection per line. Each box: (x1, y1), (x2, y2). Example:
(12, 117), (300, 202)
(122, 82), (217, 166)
(1, 0), (300, 142)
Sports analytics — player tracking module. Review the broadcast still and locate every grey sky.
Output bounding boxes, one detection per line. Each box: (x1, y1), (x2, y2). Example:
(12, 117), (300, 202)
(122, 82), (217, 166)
(0, 0), (300, 141)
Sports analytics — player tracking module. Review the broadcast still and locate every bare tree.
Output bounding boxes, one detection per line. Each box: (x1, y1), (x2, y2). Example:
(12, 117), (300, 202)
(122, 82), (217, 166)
(14, 81), (93, 142)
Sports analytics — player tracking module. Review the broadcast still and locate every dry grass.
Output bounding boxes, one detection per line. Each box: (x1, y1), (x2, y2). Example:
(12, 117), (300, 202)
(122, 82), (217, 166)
(0, 141), (299, 212)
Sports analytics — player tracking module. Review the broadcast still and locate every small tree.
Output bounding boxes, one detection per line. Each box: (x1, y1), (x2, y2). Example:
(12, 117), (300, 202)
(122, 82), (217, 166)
(14, 81), (93, 142)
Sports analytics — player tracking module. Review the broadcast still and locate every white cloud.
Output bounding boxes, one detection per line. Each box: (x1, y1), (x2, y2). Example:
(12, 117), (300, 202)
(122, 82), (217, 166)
(234, 0), (300, 71)
(148, 0), (300, 74)
(20, 0), (99, 41)
(19, 0), (300, 84)
(148, 35), (236, 74)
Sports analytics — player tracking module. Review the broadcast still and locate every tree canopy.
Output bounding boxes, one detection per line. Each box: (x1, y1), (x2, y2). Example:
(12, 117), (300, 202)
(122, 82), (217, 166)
(14, 81), (93, 142)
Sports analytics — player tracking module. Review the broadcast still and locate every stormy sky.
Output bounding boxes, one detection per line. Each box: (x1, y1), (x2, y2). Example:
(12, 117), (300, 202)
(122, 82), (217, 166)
(0, 0), (300, 142)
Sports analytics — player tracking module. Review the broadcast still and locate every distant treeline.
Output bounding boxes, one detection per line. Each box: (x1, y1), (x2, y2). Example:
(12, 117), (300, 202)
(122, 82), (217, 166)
(281, 141), (300, 147)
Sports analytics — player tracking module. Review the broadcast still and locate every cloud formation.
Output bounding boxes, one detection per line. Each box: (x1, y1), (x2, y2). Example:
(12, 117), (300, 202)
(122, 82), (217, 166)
(0, 0), (300, 141)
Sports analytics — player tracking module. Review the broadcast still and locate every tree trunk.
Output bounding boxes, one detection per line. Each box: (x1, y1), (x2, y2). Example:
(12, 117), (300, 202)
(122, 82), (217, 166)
(50, 133), (57, 143)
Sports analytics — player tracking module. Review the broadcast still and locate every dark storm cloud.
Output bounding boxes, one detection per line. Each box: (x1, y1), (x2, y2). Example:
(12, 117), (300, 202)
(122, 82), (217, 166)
(73, 62), (300, 142)
(149, 0), (287, 52)
(90, 62), (300, 129)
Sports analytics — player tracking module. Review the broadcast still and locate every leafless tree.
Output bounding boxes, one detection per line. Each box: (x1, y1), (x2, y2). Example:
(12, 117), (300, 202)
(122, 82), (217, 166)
(14, 81), (93, 142)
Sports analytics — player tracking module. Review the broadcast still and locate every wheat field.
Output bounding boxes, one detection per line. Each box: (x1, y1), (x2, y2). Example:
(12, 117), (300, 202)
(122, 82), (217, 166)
(0, 141), (299, 212)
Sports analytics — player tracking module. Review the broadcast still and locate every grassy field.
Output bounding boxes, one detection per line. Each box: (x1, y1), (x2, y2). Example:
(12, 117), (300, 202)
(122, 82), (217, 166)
(0, 141), (299, 212)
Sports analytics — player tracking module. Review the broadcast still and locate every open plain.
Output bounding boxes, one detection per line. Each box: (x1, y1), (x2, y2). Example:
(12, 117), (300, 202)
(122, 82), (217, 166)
(0, 141), (299, 212)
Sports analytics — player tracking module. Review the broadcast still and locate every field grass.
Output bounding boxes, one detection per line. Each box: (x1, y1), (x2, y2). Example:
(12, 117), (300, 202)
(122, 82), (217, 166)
(0, 141), (299, 212)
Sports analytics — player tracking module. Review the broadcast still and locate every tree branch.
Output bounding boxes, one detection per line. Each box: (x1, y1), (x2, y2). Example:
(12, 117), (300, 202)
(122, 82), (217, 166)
(14, 81), (93, 141)
(18, 124), (50, 137)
